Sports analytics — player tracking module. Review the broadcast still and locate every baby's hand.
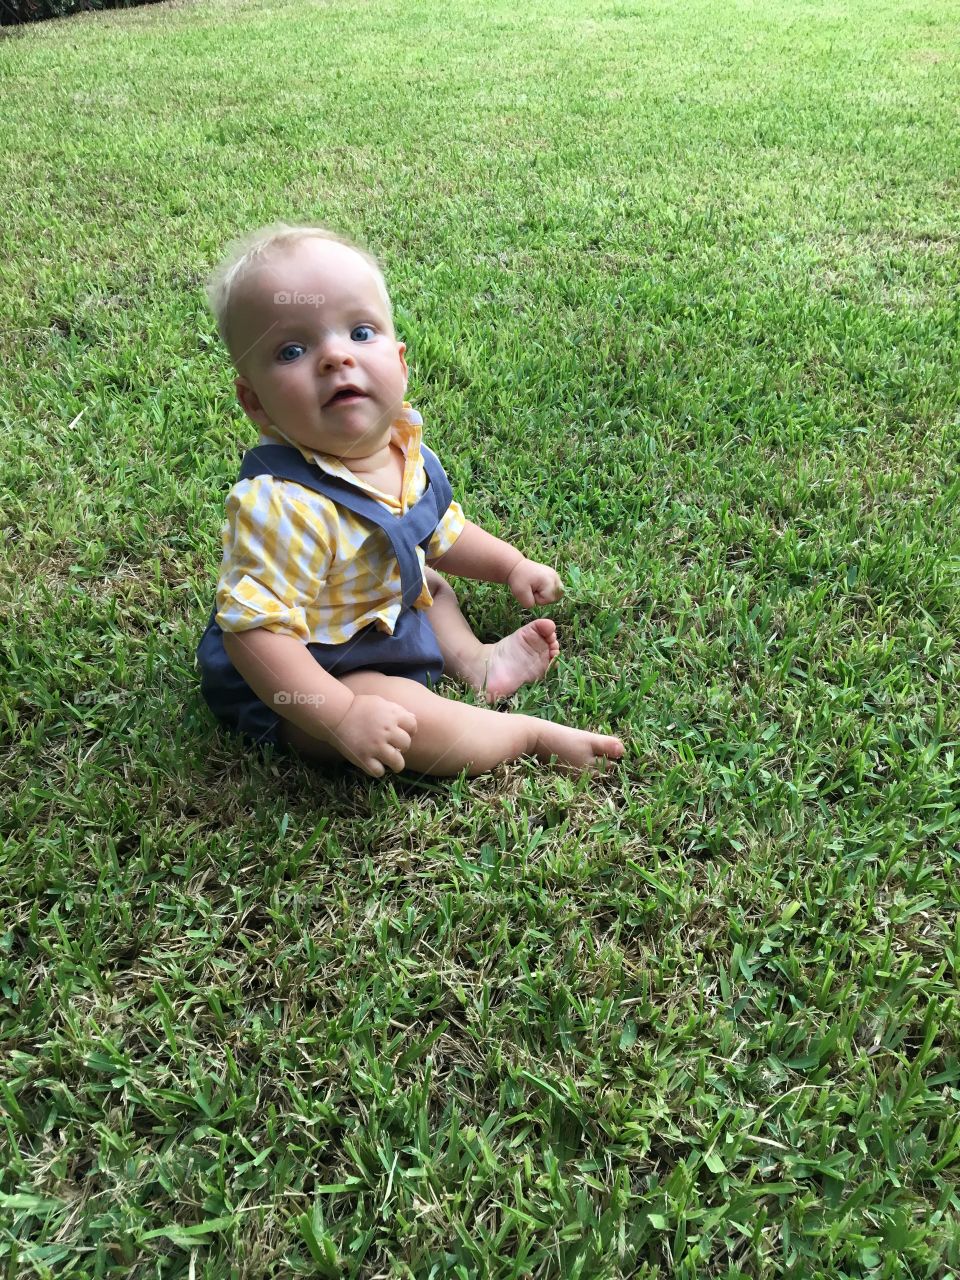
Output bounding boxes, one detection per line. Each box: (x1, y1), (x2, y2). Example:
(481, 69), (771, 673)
(506, 558), (564, 607)
(329, 694), (418, 777)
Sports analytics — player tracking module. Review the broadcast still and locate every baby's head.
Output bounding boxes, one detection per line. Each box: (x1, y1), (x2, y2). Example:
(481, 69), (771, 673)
(205, 224), (409, 462)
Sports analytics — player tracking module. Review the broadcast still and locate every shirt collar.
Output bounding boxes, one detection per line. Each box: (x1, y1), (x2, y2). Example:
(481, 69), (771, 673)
(259, 402), (424, 490)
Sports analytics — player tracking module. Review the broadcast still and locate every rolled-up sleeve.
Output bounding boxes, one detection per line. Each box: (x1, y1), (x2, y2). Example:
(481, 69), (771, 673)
(215, 477), (334, 642)
(425, 498), (466, 563)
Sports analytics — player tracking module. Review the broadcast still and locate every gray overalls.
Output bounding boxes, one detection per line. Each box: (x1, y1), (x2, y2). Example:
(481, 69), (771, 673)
(196, 441), (453, 747)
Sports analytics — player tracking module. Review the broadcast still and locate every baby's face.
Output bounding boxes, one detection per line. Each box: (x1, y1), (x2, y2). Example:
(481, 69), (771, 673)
(230, 238), (408, 463)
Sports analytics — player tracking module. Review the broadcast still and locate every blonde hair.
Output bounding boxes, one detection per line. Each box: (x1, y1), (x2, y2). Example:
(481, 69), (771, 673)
(204, 222), (393, 364)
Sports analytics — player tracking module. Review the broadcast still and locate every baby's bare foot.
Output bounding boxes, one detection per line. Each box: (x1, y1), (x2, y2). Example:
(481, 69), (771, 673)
(478, 619), (560, 704)
(532, 721), (625, 773)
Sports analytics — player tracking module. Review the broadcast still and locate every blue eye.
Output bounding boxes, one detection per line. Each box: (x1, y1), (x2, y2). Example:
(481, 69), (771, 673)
(351, 325), (375, 342)
(277, 343), (305, 362)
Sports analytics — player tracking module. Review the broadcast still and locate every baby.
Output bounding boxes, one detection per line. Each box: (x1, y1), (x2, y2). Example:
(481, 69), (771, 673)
(197, 224), (626, 778)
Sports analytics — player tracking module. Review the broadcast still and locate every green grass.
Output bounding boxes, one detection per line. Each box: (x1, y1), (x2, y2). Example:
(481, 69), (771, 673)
(2, 0), (959, 1274)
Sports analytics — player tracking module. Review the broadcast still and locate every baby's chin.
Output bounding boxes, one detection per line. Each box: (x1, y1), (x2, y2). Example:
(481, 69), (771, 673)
(278, 414), (393, 457)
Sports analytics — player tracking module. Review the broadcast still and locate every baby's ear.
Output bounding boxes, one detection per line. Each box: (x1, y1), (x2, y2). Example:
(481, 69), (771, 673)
(235, 375), (271, 428)
(397, 340), (409, 385)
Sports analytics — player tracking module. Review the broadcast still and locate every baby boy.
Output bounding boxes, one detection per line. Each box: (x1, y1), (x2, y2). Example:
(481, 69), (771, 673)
(197, 224), (625, 778)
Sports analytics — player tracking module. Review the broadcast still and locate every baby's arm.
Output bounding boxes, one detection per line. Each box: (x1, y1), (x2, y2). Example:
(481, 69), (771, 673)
(222, 628), (417, 776)
(429, 521), (563, 605)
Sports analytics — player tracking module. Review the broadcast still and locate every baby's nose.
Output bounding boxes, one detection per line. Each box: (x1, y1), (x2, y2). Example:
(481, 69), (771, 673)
(317, 335), (354, 370)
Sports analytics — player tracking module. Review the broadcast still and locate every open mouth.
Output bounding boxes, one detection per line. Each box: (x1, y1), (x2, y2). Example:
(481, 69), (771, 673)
(325, 386), (367, 407)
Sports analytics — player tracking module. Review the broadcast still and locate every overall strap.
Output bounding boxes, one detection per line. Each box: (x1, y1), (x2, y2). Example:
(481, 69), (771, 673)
(394, 443), (453, 550)
(237, 443), (453, 610)
(420, 444), (453, 515)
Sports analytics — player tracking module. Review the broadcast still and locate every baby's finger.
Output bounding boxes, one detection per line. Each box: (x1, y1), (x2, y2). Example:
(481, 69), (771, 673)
(384, 745), (407, 773)
(397, 709), (418, 736)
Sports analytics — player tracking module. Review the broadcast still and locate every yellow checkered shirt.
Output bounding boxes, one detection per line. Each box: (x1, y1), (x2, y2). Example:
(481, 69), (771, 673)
(214, 404), (465, 644)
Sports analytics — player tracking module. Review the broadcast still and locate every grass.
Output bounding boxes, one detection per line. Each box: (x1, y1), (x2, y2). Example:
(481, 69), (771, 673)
(1, 0), (959, 1274)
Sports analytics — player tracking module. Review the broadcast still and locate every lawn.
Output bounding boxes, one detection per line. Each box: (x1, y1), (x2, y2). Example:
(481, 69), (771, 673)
(1, 0), (959, 1275)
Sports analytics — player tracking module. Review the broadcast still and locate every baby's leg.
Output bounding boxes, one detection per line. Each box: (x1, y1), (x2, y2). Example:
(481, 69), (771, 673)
(425, 568), (560, 703)
(280, 669), (623, 778)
